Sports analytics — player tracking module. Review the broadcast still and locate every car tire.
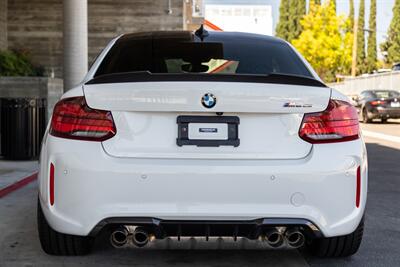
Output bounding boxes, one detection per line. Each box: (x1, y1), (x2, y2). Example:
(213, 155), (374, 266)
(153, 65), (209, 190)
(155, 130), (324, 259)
(308, 218), (364, 258)
(37, 199), (93, 255)
(381, 118), (387, 123)
(362, 109), (372, 123)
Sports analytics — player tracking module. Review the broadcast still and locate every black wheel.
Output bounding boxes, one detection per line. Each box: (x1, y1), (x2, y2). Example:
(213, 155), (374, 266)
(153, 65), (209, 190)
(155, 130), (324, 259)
(308, 218), (364, 258)
(381, 118), (387, 123)
(362, 109), (372, 123)
(37, 199), (93, 255)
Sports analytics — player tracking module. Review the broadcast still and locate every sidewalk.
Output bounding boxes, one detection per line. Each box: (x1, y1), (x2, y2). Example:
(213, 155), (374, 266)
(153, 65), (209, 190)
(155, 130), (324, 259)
(0, 160), (38, 196)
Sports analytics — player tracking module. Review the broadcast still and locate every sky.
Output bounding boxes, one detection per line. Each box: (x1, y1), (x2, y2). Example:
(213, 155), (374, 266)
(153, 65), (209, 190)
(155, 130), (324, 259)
(336, 0), (395, 47)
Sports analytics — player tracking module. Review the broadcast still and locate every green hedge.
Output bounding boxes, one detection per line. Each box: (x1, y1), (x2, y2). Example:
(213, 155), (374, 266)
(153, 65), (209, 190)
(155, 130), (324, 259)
(0, 49), (44, 77)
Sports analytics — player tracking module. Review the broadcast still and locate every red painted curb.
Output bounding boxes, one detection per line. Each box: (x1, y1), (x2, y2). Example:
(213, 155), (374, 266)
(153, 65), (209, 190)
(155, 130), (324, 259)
(0, 172), (38, 198)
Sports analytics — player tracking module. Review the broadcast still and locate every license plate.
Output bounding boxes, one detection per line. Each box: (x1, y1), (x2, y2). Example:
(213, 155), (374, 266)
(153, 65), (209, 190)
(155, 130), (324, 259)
(391, 102), (400, 107)
(176, 116), (240, 147)
(188, 123), (228, 140)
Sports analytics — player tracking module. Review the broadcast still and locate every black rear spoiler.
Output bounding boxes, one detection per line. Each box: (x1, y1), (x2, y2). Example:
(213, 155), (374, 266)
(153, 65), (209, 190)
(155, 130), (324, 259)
(85, 72), (327, 88)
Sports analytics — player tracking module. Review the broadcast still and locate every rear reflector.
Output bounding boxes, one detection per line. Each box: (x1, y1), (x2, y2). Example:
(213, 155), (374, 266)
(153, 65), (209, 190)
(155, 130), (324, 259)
(49, 163), (55, 206)
(299, 100), (359, 144)
(356, 166), (361, 208)
(50, 96), (116, 141)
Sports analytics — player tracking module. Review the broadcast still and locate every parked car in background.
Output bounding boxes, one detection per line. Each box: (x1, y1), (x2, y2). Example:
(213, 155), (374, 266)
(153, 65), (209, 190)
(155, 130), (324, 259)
(392, 63), (400, 71)
(354, 90), (400, 123)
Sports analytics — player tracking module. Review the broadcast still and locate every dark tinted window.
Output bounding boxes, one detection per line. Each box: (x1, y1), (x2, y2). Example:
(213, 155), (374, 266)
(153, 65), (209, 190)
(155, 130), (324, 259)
(95, 32), (313, 78)
(360, 91), (373, 98)
(371, 90), (400, 98)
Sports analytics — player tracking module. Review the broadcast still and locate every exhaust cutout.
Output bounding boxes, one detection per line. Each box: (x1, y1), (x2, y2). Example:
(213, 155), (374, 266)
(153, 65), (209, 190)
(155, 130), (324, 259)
(264, 228), (284, 248)
(285, 228), (305, 248)
(132, 227), (152, 247)
(110, 226), (129, 248)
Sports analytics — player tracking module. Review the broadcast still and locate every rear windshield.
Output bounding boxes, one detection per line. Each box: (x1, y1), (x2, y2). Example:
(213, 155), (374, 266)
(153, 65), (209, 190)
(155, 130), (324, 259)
(372, 91), (400, 98)
(94, 32), (313, 78)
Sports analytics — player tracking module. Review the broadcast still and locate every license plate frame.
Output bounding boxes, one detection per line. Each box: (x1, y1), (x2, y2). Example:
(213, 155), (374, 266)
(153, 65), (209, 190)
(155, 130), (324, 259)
(177, 116), (240, 147)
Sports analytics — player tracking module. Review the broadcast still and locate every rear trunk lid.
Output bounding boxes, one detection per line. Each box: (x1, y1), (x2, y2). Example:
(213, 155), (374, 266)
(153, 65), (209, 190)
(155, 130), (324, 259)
(84, 81), (331, 159)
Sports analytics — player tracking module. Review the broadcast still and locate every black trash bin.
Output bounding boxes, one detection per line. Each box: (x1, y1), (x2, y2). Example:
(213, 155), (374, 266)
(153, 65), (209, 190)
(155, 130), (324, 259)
(0, 98), (46, 160)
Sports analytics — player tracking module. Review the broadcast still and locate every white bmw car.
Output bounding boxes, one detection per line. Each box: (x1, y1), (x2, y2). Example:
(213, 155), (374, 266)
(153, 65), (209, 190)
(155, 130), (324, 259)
(37, 29), (367, 257)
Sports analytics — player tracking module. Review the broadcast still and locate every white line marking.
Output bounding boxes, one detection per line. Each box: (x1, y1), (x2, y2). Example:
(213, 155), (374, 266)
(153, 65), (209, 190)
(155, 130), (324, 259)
(362, 130), (400, 144)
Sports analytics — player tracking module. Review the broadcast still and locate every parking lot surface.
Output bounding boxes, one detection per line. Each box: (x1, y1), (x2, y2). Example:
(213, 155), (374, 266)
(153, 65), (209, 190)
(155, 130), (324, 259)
(361, 119), (400, 137)
(1, 123), (399, 267)
(0, 161), (38, 190)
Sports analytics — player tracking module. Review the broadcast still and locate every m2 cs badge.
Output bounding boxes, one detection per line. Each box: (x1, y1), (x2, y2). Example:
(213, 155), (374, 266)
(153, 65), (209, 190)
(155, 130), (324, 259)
(283, 102), (313, 108)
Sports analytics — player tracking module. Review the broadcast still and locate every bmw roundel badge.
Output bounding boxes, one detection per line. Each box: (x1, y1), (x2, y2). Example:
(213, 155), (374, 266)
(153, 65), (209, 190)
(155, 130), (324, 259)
(201, 93), (217, 108)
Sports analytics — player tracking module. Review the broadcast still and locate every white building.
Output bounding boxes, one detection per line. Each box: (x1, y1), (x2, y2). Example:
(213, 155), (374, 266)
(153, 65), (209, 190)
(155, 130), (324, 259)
(204, 0), (279, 35)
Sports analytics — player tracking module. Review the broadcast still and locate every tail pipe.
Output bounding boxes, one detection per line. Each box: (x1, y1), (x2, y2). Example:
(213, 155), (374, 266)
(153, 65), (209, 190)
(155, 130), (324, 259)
(132, 227), (152, 247)
(110, 226), (129, 248)
(264, 228), (284, 248)
(285, 227), (305, 248)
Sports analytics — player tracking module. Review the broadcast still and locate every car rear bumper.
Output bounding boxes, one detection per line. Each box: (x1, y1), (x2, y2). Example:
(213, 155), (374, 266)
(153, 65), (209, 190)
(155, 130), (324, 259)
(39, 135), (368, 238)
(368, 107), (400, 118)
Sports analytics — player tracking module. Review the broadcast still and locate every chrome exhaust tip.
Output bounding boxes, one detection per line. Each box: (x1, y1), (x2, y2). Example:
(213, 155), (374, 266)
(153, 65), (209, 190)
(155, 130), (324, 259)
(110, 226), (129, 248)
(264, 228), (284, 248)
(132, 227), (151, 247)
(285, 228), (305, 248)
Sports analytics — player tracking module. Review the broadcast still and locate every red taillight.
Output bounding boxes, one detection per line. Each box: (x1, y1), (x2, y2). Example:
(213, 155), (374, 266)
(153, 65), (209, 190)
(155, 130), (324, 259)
(50, 96), (116, 141)
(370, 100), (386, 106)
(299, 100), (359, 144)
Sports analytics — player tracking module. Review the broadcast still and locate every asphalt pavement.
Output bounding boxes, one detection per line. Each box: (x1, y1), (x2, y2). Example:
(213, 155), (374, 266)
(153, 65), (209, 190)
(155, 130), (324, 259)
(0, 122), (399, 267)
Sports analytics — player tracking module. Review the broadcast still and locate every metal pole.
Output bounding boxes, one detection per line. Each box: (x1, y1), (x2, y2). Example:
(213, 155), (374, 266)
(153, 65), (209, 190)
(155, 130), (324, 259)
(63, 0), (88, 91)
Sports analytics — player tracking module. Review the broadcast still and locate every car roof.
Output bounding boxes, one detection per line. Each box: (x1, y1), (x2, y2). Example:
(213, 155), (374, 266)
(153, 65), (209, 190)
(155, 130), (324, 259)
(118, 30), (287, 45)
(361, 90), (397, 93)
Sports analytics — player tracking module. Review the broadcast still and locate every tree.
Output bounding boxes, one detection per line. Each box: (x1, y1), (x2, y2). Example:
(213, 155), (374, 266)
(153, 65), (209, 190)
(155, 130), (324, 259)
(343, 0), (355, 75)
(348, 0), (354, 30)
(356, 0), (366, 74)
(381, 0), (400, 64)
(366, 0), (377, 72)
(309, 0), (321, 10)
(276, 0), (306, 42)
(288, 0), (306, 41)
(292, 1), (353, 82)
(331, 0), (337, 11)
(276, 0), (290, 40)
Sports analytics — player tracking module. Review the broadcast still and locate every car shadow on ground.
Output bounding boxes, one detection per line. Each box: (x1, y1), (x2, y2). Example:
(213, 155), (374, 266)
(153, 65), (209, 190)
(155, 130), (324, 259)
(88, 232), (307, 266)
